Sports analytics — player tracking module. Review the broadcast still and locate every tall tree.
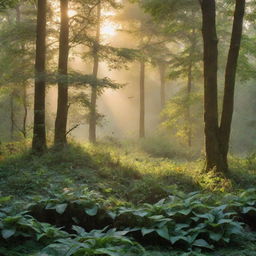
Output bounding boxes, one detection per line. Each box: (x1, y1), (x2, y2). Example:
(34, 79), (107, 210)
(32, 0), (47, 152)
(200, 0), (245, 172)
(54, 0), (70, 146)
(139, 60), (145, 138)
(158, 62), (167, 108)
(89, 2), (101, 144)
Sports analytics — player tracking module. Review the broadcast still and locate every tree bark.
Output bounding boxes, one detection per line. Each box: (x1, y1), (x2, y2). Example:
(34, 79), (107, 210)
(186, 61), (192, 147)
(54, 0), (70, 146)
(32, 0), (47, 153)
(219, 0), (245, 167)
(16, 5), (27, 139)
(186, 27), (197, 148)
(201, 0), (224, 172)
(22, 85), (28, 138)
(139, 61), (145, 138)
(89, 2), (101, 143)
(10, 90), (15, 140)
(201, 0), (245, 172)
(159, 63), (166, 109)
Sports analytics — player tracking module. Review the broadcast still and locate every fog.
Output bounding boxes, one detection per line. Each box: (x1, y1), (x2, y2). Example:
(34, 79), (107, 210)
(0, 0), (255, 156)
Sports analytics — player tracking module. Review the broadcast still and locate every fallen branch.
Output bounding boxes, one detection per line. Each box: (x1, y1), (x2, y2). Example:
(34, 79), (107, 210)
(66, 123), (81, 136)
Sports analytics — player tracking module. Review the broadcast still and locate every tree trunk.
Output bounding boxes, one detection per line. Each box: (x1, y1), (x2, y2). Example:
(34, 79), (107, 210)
(186, 61), (192, 147)
(139, 61), (145, 138)
(22, 85), (28, 138)
(10, 90), (15, 140)
(16, 4), (20, 23)
(201, 0), (224, 172)
(54, 0), (69, 146)
(159, 63), (166, 109)
(219, 0), (245, 167)
(16, 5), (27, 139)
(32, 0), (47, 153)
(201, 0), (245, 172)
(89, 3), (101, 143)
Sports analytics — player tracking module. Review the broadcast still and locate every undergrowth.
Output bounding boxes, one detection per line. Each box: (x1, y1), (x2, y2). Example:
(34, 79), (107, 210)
(0, 141), (255, 255)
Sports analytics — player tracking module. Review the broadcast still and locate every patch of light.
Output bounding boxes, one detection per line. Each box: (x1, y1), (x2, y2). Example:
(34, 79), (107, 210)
(68, 9), (77, 18)
(101, 22), (122, 37)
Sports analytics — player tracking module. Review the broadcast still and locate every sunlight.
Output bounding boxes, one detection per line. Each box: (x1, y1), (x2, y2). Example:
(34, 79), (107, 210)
(101, 22), (121, 36)
(68, 9), (77, 18)
(102, 10), (116, 17)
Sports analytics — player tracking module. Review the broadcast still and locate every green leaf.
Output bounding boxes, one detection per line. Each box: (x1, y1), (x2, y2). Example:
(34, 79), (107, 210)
(36, 233), (45, 241)
(222, 237), (230, 243)
(0, 196), (12, 204)
(55, 203), (68, 215)
(156, 227), (170, 240)
(193, 239), (213, 249)
(209, 232), (222, 242)
(72, 225), (85, 235)
(3, 216), (21, 224)
(107, 211), (117, 220)
(149, 215), (165, 220)
(194, 213), (214, 222)
(85, 205), (98, 216)
(141, 228), (155, 236)
(175, 224), (190, 231)
(217, 219), (232, 225)
(178, 209), (192, 215)
(242, 206), (256, 214)
(2, 229), (16, 239)
(170, 235), (188, 244)
(133, 210), (148, 217)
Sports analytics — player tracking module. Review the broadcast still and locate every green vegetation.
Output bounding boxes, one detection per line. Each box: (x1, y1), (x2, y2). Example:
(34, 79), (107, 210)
(0, 141), (256, 255)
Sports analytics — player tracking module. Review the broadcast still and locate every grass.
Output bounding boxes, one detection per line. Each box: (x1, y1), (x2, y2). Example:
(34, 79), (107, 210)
(0, 140), (255, 203)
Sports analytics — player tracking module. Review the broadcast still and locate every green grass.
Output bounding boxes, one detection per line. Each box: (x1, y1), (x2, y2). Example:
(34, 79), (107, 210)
(0, 140), (255, 203)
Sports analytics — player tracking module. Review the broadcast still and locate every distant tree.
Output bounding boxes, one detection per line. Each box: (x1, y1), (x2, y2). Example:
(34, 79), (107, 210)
(0, 2), (35, 140)
(139, 0), (202, 146)
(32, 0), (47, 152)
(54, 0), (70, 146)
(69, 0), (130, 142)
(119, 2), (167, 138)
(89, 1), (101, 144)
(166, 14), (202, 147)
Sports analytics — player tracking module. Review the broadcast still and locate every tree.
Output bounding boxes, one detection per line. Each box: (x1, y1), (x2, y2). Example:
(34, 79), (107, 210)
(89, 2), (101, 144)
(54, 0), (70, 146)
(139, 0), (246, 170)
(139, 60), (145, 138)
(200, 0), (246, 172)
(118, 2), (167, 138)
(0, 3), (35, 140)
(32, 0), (47, 152)
(69, 0), (129, 142)
(139, 0), (202, 146)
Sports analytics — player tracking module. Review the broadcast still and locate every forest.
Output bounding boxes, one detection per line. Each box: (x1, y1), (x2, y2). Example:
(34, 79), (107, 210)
(0, 0), (256, 255)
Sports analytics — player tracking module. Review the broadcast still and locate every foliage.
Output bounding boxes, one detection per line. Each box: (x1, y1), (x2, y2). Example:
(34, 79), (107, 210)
(161, 91), (204, 148)
(0, 0), (17, 10)
(0, 143), (256, 255)
(41, 227), (144, 256)
(139, 134), (194, 159)
(1, 188), (256, 254)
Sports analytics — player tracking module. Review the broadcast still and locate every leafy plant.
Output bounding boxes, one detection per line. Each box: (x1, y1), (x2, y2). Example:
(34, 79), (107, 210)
(40, 225), (144, 256)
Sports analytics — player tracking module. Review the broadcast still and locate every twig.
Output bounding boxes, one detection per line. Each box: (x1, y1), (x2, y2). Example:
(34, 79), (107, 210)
(66, 123), (81, 136)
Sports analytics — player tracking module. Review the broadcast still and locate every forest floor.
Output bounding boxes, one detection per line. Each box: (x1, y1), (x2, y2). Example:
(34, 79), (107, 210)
(0, 140), (256, 255)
